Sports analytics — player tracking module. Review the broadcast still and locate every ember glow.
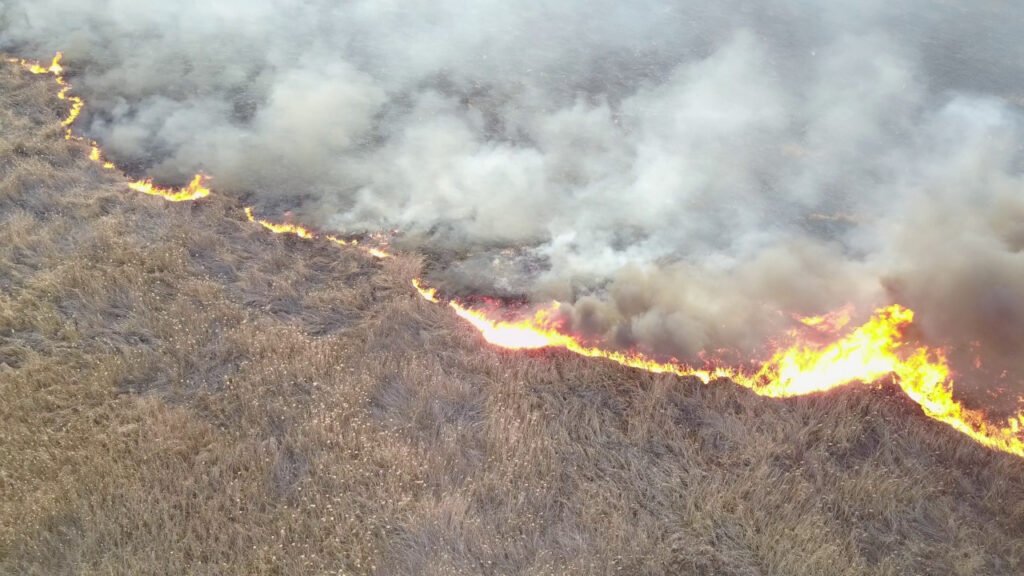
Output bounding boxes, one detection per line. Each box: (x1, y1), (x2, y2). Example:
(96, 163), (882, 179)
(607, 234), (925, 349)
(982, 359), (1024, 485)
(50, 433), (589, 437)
(8, 52), (1023, 459)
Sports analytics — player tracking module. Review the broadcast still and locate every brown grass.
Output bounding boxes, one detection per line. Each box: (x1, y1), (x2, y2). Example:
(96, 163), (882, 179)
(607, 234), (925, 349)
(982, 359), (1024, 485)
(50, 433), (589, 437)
(1, 63), (1023, 576)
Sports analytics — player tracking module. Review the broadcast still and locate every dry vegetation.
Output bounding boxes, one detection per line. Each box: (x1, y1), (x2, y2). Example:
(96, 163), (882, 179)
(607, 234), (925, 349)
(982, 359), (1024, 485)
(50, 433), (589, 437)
(1, 63), (1023, 576)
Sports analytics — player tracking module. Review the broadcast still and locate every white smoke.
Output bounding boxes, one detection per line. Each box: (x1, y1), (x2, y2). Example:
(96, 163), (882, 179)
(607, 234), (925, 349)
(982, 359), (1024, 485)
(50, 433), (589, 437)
(2, 1), (1023, 395)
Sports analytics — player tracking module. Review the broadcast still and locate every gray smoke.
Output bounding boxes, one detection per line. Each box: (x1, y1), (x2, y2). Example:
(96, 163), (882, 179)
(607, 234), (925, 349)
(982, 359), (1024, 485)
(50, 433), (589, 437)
(2, 1), (1023, 396)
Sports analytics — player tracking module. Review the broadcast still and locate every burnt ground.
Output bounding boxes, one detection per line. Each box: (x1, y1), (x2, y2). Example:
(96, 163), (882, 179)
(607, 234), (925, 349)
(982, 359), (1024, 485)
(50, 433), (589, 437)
(1, 63), (1023, 576)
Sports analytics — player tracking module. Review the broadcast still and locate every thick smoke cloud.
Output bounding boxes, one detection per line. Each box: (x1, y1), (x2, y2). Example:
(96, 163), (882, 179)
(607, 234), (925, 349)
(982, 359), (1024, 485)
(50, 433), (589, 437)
(2, 1), (1023, 393)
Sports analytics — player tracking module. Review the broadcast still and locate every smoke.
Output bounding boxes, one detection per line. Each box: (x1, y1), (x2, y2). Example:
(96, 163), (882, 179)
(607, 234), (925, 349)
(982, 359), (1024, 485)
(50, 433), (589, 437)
(2, 1), (1023, 394)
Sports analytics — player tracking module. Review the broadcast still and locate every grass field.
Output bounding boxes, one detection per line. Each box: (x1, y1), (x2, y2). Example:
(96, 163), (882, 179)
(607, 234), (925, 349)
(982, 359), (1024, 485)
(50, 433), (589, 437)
(2, 62), (1023, 575)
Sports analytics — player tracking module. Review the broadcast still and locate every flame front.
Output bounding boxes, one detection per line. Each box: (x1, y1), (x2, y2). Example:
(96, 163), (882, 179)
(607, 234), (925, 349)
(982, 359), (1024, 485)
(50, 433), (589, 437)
(244, 207), (315, 238)
(10, 51), (209, 200)
(412, 279), (439, 303)
(8, 52), (1023, 459)
(444, 300), (1024, 457)
(128, 174), (211, 202)
(449, 302), (567, 350)
(243, 207), (394, 258)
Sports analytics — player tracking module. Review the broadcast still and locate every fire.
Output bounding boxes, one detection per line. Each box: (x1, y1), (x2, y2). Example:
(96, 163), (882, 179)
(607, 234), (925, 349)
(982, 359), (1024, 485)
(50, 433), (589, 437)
(797, 304), (852, 333)
(754, 305), (918, 397)
(243, 207), (393, 259)
(8, 51), (1024, 459)
(326, 235), (357, 247)
(58, 83), (84, 129)
(366, 247), (392, 260)
(412, 279), (439, 303)
(9, 51), (63, 75)
(128, 174), (212, 202)
(244, 207), (314, 238)
(449, 302), (567, 349)
(88, 143), (116, 169)
(10, 52), (80, 138)
(896, 354), (1024, 456)
(446, 301), (736, 381)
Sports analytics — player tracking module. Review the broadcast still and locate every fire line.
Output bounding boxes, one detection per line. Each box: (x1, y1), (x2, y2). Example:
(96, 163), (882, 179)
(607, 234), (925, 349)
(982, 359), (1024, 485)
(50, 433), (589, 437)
(9, 52), (1024, 459)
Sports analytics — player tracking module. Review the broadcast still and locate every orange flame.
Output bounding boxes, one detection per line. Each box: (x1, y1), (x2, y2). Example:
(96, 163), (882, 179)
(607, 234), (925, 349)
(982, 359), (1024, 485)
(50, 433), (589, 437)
(244, 207), (314, 238)
(755, 305), (916, 397)
(412, 279), (440, 303)
(797, 304), (853, 333)
(243, 208), (392, 259)
(128, 174), (212, 202)
(326, 235), (357, 247)
(9, 52), (80, 139)
(449, 302), (569, 350)
(88, 143), (116, 169)
(366, 247), (393, 260)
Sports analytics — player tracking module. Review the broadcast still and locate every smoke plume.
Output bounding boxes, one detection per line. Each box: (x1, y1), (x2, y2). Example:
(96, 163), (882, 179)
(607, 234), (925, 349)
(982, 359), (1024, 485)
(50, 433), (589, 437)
(2, 1), (1023, 399)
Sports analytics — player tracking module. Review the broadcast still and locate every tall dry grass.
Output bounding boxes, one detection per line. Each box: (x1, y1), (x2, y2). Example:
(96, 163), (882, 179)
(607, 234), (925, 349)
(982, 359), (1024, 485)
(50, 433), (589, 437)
(1, 63), (1023, 575)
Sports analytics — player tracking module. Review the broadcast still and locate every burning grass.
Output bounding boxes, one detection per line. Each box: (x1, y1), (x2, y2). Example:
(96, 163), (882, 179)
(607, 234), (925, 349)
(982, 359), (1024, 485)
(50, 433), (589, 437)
(2, 60), (1024, 575)
(20, 48), (1023, 458)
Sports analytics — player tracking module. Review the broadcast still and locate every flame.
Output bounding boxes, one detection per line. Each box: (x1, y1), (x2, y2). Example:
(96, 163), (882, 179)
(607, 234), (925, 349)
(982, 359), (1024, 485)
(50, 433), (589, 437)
(797, 304), (852, 332)
(58, 82), (83, 130)
(326, 235), (357, 247)
(244, 207), (314, 238)
(412, 279), (439, 303)
(128, 174), (212, 202)
(7, 52), (1023, 458)
(88, 143), (116, 169)
(10, 52), (80, 138)
(243, 207), (392, 258)
(754, 306), (916, 397)
(449, 302), (569, 350)
(9, 52), (63, 75)
(896, 354), (1024, 456)
(366, 247), (393, 260)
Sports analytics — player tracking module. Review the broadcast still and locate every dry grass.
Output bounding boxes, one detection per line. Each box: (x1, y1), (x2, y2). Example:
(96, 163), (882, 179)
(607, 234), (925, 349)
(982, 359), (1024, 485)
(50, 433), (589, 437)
(1, 63), (1023, 576)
